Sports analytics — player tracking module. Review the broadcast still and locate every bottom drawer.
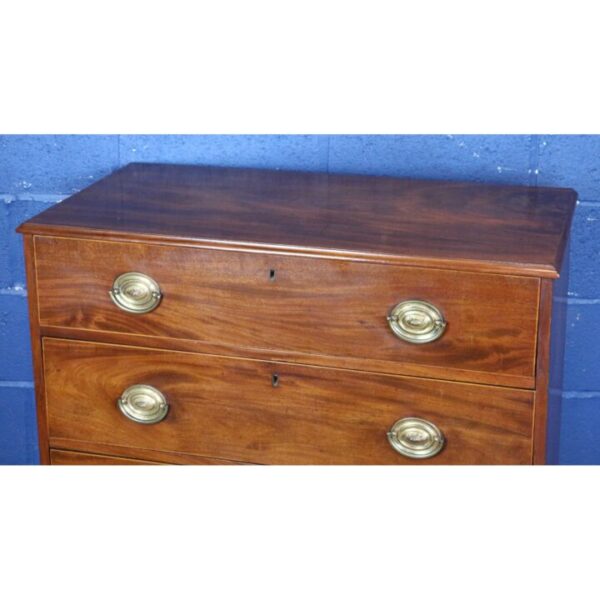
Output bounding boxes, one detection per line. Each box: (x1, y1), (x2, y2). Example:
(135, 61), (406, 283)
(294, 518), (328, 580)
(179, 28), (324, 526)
(43, 338), (535, 465)
(50, 449), (161, 465)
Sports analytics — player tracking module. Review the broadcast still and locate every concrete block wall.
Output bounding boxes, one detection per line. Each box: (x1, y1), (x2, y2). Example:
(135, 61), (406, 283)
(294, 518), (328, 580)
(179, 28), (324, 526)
(0, 135), (596, 464)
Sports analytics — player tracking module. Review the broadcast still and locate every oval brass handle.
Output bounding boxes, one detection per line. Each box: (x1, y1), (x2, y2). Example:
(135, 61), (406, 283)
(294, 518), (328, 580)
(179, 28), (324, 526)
(117, 384), (169, 425)
(387, 300), (446, 344)
(109, 272), (162, 314)
(387, 417), (445, 459)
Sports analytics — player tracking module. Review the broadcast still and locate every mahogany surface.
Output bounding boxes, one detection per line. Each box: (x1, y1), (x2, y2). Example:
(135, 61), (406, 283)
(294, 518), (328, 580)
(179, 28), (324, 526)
(43, 338), (535, 465)
(533, 240), (571, 464)
(34, 235), (540, 387)
(17, 163), (577, 465)
(22, 235), (50, 464)
(48, 440), (254, 465)
(49, 449), (161, 465)
(18, 163), (576, 278)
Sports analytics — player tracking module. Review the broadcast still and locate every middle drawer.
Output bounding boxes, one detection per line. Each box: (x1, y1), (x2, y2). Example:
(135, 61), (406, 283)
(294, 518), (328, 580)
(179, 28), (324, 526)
(43, 338), (535, 465)
(35, 236), (540, 386)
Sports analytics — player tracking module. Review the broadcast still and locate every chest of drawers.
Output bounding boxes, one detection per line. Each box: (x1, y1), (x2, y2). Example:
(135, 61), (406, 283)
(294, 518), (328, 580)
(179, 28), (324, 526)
(17, 163), (576, 464)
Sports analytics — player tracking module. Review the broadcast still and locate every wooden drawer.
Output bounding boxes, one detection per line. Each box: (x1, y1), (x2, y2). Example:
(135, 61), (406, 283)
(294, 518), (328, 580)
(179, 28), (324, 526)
(49, 445), (252, 465)
(43, 338), (535, 465)
(35, 236), (539, 387)
(49, 449), (161, 465)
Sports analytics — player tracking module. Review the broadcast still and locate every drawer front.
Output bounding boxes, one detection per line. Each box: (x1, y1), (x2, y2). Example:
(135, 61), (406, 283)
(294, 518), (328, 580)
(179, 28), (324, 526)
(49, 449), (161, 465)
(43, 339), (535, 465)
(35, 236), (539, 386)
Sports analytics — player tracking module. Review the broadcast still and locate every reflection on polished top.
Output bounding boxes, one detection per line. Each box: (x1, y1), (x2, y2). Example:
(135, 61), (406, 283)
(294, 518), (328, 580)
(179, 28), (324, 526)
(18, 162), (577, 277)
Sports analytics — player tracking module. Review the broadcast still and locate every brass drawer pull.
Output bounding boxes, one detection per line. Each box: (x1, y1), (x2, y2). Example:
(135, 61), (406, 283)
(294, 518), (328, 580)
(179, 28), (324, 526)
(109, 272), (162, 314)
(387, 300), (446, 344)
(117, 384), (169, 424)
(387, 417), (445, 459)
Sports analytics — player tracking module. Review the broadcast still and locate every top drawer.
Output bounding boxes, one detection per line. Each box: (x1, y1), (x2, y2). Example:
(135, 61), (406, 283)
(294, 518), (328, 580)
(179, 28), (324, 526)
(33, 236), (540, 387)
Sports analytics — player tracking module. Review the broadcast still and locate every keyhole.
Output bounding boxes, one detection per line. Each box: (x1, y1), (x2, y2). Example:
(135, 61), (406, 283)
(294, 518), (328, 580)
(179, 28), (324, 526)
(269, 268), (276, 281)
(271, 373), (279, 387)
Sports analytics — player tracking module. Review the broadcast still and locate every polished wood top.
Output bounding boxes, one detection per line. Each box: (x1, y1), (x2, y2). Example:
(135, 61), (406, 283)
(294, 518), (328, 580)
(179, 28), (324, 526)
(18, 162), (576, 277)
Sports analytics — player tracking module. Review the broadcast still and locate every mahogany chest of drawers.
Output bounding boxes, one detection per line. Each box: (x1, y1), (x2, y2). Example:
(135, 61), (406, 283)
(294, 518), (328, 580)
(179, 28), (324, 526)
(18, 163), (576, 465)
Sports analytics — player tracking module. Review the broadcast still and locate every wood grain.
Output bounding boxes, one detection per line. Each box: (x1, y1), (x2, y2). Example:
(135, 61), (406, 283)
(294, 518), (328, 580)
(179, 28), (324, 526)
(50, 449), (162, 465)
(22, 235), (49, 464)
(36, 325), (536, 389)
(43, 338), (535, 465)
(18, 163), (576, 278)
(34, 236), (541, 387)
(532, 280), (552, 463)
(49, 439), (255, 465)
(17, 163), (577, 466)
(533, 239), (571, 464)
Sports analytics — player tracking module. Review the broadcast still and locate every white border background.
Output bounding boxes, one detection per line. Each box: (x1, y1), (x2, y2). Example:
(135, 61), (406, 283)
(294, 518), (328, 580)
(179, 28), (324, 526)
(2, 2), (599, 598)
(2, 0), (599, 133)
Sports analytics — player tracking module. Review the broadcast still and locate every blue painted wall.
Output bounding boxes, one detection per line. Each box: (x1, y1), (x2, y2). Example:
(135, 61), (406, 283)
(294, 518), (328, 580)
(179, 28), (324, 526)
(0, 135), (597, 464)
